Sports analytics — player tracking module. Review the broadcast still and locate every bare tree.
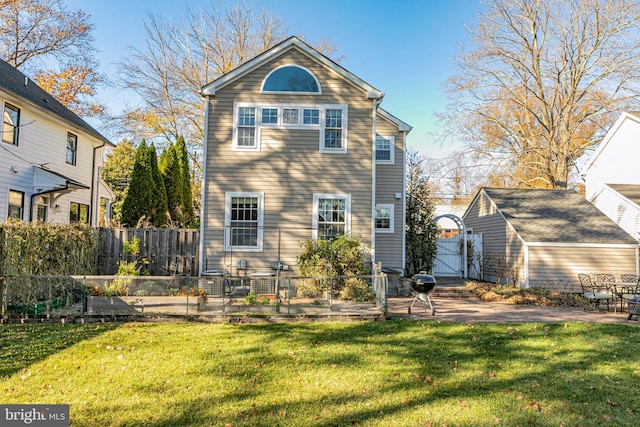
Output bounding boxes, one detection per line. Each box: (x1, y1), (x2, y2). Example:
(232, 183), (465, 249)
(0, 0), (105, 117)
(440, 0), (640, 189)
(114, 0), (340, 157)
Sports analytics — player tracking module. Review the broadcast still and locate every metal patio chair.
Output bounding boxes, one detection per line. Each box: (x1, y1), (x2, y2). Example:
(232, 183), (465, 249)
(618, 274), (640, 312)
(578, 273), (616, 312)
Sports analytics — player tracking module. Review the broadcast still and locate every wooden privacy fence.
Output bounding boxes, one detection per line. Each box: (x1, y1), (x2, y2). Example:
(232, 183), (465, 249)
(96, 228), (199, 276)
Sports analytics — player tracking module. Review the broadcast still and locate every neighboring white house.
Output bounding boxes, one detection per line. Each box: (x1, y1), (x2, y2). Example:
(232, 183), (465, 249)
(1, 59), (114, 225)
(583, 112), (640, 241)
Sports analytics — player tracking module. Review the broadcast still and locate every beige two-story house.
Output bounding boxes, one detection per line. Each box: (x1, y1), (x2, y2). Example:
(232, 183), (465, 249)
(1, 59), (114, 225)
(198, 36), (411, 275)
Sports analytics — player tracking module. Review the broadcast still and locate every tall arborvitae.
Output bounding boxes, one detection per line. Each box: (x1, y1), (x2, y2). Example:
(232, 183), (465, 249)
(147, 143), (168, 226)
(159, 144), (183, 224)
(121, 141), (154, 226)
(176, 136), (194, 226)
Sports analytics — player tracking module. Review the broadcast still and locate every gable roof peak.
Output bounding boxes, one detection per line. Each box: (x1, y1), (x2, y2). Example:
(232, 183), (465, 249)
(200, 35), (384, 100)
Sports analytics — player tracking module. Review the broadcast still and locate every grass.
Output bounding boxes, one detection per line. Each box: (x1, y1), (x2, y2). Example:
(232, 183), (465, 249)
(1, 320), (640, 426)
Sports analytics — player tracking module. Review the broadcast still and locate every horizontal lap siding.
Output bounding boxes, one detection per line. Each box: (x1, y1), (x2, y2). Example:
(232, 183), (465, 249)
(202, 48), (374, 272)
(527, 245), (638, 292)
(464, 192), (524, 283)
(374, 117), (405, 271)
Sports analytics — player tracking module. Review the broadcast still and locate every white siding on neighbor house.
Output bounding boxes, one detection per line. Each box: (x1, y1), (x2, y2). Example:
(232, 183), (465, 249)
(591, 186), (640, 241)
(201, 48), (376, 273)
(0, 90), (108, 224)
(526, 244), (638, 292)
(584, 113), (640, 201)
(463, 191), (524, 284)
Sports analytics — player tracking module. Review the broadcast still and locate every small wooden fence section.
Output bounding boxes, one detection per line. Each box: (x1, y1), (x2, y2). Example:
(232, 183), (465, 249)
(96, 228), (199, 276)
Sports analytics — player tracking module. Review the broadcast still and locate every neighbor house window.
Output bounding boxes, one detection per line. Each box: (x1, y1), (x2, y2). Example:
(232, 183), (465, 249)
(36, 196), (49, 222)
(2, 102), (20, 145)
(225, 192), (264, 251)
(8, 190), (24, 220)
(262, 65), (320, 93)
(375, 135), (394, 164)
(313, 194), (351, 240)
(375, 204), (394, 233)
(70, 202), (89, 223)
(233, 106), (258, 150)
(66, 132), (77, 165)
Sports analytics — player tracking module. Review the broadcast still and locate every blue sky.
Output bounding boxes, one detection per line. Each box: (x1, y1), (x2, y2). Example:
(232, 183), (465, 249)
(68, 0), (485, 158)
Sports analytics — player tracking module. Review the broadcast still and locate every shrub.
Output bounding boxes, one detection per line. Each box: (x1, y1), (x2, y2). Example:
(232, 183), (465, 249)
(297, 234), (370, 298)
(341, 278), (374, 302)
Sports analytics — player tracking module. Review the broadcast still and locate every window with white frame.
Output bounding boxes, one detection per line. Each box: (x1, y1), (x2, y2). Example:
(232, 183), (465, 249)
(66, 132), (77, 165)
(313, 194), (351, 240)
(261, 65), (320, 93)
(234, 107), (257, 150)
(323, 109), (343, 150)
(375, 135), (394, 164)
(2, 102), (20, 145)
(225, 192), (264, 251)
(375, 204), (394, 233)
(233, 103), (347, 152)
(8, 190), (24, 220)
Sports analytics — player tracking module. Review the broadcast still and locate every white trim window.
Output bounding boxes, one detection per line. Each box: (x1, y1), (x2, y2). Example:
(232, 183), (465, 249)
(261, 64), (321, 94)
(375, 135), (395, 164)
(375, 204), (394, 233)
(233, 103), (347, 153)
(233, 106), (259, 151)
(8, 189), (24, 220)
(66, 132), (77, 165)
(2, 102), (20, 146)
(225, 192), (264, 251)
(321, 108), (347, 153)
(313, 193), (351, 240)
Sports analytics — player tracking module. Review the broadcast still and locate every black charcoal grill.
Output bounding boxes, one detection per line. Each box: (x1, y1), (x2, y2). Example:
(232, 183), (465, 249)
(408, 272), (436, 315)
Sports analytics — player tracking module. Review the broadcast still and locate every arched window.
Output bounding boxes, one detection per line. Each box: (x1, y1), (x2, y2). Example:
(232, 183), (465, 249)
(262, 65), (320, 93)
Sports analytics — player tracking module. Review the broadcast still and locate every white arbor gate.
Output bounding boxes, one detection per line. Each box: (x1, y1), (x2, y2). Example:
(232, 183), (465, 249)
(432, 214), (483, 279)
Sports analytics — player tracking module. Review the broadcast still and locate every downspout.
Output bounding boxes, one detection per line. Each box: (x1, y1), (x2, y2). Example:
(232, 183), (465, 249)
(401, 131), (407, 276)
(90, 141), (107, 226)
(198, 95), (211, 275)
(371, 98), (382, 268)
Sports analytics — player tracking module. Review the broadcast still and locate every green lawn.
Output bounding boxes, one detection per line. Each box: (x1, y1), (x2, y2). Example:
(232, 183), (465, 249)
(1, 320), (639, 426)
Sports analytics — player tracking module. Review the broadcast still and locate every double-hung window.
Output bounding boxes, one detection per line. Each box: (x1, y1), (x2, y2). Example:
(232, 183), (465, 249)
(323, 109), (343, 150)
(375, 135), (394, 164)
(225, 192), (264, 251)
(234, 106), (258, 150)
(8, 190), (24, 220)
(2, 102), (20, 145)
(313, 194), (351, 240)
(375, 204), (394, 233)
(66, 132), (77, 165)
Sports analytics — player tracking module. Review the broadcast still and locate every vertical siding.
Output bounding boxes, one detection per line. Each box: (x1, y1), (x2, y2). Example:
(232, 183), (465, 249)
(527, 245), (638, 292)
(202, 48), (375, 272)
(1, 90), (107, 223)
(374, 115), (405, 272)
(463, 191), (524, 283)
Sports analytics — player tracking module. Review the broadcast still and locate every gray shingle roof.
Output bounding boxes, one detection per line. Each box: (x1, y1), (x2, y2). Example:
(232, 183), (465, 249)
(0, 59), (110, 144)
(482, 187), (637, 244)
(608, 184), (640, 207)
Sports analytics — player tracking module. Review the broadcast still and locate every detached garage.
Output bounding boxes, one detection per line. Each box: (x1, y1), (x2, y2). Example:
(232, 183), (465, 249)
(463, 188), (639, 292)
